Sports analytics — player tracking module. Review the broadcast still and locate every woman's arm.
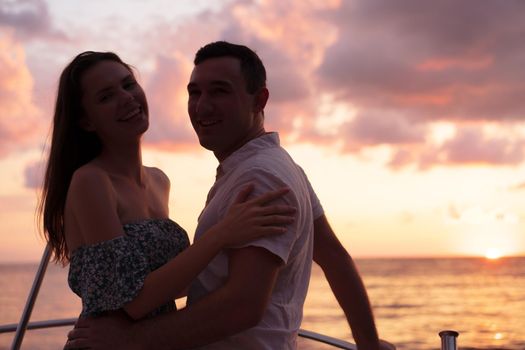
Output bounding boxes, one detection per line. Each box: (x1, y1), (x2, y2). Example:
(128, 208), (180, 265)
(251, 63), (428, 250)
(123, 185), (295, 320)
(68, 171), (294, 320)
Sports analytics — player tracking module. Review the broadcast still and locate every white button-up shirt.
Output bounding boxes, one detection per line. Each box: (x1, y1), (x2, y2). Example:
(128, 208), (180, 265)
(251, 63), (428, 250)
(188, 132), (323, 350)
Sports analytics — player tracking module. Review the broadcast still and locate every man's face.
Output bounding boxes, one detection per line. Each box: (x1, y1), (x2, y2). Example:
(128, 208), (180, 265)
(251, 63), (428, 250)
(187, 56), (263, 161)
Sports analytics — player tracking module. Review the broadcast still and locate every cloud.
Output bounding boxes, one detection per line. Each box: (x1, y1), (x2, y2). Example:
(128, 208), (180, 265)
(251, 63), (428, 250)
(341, 112), (426, 152)
(0, 31), (43, 158)
(438, 126), (525, 166)
(391, 125), (525, 170)
(296, 0), (525, 167)
(7, 0), (523, 169)
(130, 0), (339, 149)
(193, 0), (525, 169)
(0, 0), (67, 41)
(198, 0), (338, 135)
(24, 158), (44, 189)
(142, 54), (197, 151)
(317, 0), (525, 121)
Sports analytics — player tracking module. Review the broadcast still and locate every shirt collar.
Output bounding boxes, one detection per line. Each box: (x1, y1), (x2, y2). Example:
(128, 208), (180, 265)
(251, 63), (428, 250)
(216, 132), (280, 178)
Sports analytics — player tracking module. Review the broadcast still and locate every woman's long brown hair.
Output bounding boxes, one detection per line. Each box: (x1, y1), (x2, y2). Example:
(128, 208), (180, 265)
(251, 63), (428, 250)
(38, 51), (132, 264)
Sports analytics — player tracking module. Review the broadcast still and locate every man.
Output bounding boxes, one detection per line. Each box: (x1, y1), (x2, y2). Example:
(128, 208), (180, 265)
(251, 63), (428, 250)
(67, 41), (394, 350)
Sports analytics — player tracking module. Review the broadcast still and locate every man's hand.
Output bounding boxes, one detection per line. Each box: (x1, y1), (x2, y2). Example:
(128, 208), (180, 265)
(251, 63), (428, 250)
(64, 313), (139, 350)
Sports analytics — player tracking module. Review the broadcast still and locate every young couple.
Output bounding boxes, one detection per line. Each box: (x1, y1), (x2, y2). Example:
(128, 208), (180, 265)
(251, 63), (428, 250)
(41, 41), (395, 349)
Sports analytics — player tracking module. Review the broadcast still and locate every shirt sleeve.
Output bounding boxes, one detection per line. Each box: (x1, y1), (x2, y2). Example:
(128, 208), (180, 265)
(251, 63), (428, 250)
(216, 168), (304, 264)
(298, 166), (324, 219)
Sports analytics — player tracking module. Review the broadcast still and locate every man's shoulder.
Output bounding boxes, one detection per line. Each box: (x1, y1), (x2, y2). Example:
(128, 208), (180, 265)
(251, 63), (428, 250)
(235, 152), (296, 180)
(228, 150), (311, 196)
(241, 145), (297, 170)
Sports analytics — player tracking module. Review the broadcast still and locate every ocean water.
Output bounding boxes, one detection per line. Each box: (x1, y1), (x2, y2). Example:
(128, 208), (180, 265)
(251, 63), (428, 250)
(1, 257), (524, 349)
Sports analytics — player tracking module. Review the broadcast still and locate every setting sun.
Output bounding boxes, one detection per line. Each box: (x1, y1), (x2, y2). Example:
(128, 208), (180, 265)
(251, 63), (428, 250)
(485, 248), (503, 260)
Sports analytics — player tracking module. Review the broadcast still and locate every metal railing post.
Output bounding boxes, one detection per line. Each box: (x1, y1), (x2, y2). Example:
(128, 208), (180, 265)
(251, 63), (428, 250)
(439, 330), (459, 350)
(11, 244), (52, 350)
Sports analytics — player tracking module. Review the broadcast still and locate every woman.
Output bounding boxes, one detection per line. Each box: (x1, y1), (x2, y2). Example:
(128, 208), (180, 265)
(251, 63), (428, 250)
(39, 51), (295, 320)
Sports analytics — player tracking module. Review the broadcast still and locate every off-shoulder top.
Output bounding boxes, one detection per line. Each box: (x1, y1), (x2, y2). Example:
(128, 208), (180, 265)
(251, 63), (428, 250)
(68, 218), (190, 318)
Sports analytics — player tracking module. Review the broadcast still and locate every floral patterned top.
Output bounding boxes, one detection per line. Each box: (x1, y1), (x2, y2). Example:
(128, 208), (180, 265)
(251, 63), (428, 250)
(68, 218), (190, 318)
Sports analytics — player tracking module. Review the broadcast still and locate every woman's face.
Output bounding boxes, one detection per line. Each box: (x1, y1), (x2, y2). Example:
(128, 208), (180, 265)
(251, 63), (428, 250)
(80, 60), (149, 143)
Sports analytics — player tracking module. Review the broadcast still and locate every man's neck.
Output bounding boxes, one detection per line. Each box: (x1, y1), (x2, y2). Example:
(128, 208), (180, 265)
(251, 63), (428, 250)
(214, 128), (266, 162)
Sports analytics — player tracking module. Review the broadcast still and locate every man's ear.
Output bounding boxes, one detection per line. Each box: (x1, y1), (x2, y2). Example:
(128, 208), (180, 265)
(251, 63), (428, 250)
(78, 116), (96, 132)
(253, 87), (269, 113)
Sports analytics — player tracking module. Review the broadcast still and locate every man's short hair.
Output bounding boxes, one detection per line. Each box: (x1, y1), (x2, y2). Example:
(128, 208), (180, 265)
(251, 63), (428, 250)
(194, 41), (266, 94)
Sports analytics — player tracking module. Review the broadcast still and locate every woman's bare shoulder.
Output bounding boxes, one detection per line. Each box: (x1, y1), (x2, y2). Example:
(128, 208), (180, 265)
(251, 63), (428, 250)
(65, 163), (121, 249)
(72, 162), (109, 181)
(144, 166), (170, 189)
(68, 163), (115, 202)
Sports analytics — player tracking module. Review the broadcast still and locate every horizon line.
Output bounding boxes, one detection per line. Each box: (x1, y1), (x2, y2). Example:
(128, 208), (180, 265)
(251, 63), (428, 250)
(2, 253), (524, 265)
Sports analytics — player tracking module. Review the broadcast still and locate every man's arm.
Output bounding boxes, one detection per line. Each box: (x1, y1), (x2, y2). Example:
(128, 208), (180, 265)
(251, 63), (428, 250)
(313, 214), (393, 350)
(141, 246), (282, 349)
(66, 245), (283, 350)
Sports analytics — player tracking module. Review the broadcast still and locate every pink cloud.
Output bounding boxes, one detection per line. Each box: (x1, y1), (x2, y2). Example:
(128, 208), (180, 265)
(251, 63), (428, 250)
(24, 159), (44, 189)
(0, 31), (43, 158)
(0, 0), (67, 41)
(131, 0), (338, 150)
(8, 0), (522, 170)
(395, 125), (525, 170)
(438, 127), (524, 166)
(179, 0), (525, 169)
(317, 0), (525, 122)
(416, 55), (494, 72)
(142, 54), (197, 150)
(388, 149), (417, 170)
(341, 112), (426, 152)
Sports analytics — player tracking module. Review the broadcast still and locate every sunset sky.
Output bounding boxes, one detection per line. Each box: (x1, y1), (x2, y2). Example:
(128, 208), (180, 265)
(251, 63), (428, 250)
(1, 0), (524, 262)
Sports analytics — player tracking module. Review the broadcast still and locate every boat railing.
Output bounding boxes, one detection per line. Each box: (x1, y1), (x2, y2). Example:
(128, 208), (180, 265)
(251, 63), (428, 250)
(1, 244), (357, 349)
(8, 245), (52, 349)
(0, 318), (77, 334)
(1, 244), (459, 350)
(0, 318), (357, 349)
